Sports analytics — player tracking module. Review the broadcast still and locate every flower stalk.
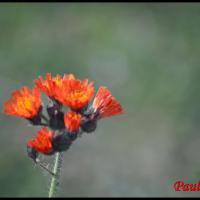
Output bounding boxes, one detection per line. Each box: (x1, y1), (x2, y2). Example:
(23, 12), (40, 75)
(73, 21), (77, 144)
(48, 152), (63, 198)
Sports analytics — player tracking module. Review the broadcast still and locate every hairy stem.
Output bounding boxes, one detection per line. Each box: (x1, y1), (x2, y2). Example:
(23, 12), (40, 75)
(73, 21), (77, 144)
(48, 152), (63, 198)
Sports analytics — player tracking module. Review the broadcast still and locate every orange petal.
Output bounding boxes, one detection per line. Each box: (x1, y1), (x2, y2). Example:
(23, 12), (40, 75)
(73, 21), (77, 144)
(64, 111), (81, 132)
(92, 86), (123, 118)
(27, 127), (53, 153)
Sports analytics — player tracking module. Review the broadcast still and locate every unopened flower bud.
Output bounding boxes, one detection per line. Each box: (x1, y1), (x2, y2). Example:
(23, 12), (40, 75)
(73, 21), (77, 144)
(47, 101), (60, 117)
(81, 117), (97, 133)
(52, 132), (72, 152)
(49, 112), (65, 130)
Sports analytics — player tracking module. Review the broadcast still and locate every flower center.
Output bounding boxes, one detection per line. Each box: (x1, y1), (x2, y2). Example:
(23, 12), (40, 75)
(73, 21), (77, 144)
(69, 113), (78, 120)
(54, 78), (62, 86)
(24, 98), (32, 109)
(17, 97), (32, 111)
(70, 90), (87, 101)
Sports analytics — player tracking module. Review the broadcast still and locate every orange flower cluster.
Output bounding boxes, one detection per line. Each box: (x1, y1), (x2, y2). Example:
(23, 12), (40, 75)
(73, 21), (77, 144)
(3, 73), (123, 160)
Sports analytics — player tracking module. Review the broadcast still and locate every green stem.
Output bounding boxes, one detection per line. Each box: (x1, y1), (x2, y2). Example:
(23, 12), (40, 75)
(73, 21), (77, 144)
(40, 113), (49, 123)
(48, 152), (63, 198)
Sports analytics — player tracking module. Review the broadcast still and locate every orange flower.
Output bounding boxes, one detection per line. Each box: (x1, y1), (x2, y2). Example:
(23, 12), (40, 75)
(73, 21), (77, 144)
(3, 86), (41, 118)
(34, 73), (75, 100)
(64, 111), (81, 133)
(92, 86), (123, 118)
(58, 78), (94, 110)
(27, 127), (53, 153)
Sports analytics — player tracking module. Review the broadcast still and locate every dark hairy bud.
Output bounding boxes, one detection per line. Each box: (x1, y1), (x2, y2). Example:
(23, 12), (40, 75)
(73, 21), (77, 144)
(47, 101), (60, 117)
(52, 132), (72, 152)
(47, 101), (65, 130)
(49, 112), (65, 130)
(81, 117), (97, 133)
(67, 131), (78, 141)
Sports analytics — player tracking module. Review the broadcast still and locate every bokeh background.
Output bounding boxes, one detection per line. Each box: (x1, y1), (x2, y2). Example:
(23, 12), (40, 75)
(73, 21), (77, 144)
(0, 3), (200, 197)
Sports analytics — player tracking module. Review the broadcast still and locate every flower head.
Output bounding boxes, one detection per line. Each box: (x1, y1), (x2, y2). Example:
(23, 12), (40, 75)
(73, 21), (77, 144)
(59, 78), (94, 110)
(92, 86), (123, 118)
(3, 72), (124, 162)
(34, 73), (75, 100)
(27, 127), (53, 154)
(64, 111), (81, 133)
(3, 86), (41, 118)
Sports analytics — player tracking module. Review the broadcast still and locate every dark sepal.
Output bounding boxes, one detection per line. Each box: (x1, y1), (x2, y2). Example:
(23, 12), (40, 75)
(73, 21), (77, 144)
(43, 149), (56, 156)
(52, 132), (72, 152)
(49, 112), (65, 130)
(26, 106), (43, 125)
(49, 97), (63, 110)
(47, 100), (61, 118)
(72, 103), (89, 115)
(67, 131), (78, 141)
(81, 117), (97, 133)
(27, 145), (39, 162)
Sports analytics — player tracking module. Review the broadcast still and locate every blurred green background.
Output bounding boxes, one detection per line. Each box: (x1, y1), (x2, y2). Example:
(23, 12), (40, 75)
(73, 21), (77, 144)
(0, 3), (200, 197)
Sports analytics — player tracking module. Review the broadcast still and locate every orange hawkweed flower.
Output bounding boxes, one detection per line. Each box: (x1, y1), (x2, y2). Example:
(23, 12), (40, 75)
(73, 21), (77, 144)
(92, 86), (123, 118)
(27, 127), (53, 154)
(34, 73), (75, 100)
(58, 78), (94, 110)
(3, 86), (41, 118)
(64, 111), (81, 133)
